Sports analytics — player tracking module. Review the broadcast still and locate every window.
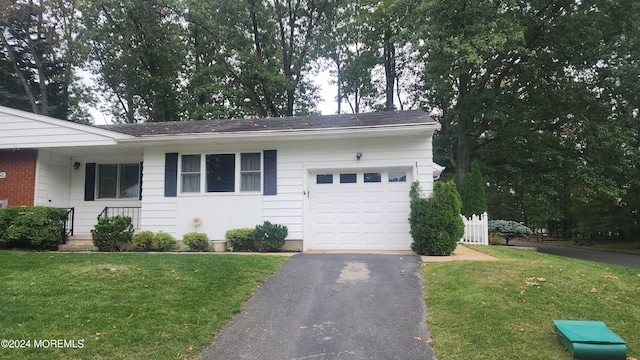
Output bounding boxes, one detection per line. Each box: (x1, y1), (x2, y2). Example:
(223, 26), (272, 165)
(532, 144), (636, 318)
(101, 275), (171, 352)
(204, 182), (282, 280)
(388, 171), (407, 182)
(364, 172), (381, 183)
(97, 164), (140, 199)
(206, 154), (235, 192)
(240, 153), (261, 192)
(181, 155), (201, 193)
(340, 173), (357, 183)
(316, 174), (333, 184)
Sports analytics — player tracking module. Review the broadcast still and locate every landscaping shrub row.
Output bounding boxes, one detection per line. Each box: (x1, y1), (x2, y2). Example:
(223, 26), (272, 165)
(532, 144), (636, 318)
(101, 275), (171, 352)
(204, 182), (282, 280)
(93, 216), (288, 252)
(0, 206), (69, 249)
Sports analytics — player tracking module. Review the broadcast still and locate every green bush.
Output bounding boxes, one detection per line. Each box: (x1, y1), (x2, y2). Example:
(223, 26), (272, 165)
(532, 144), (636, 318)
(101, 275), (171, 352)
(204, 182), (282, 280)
(152, 232), (177, 251)
(183, 232), (210, 251)
(488, 220), (532, 245)
(410, 180), (464, 256)
(0, 206), (69, 249)
(254, 221), (287, 252)
(92, 216), (134, 252)
(132, 230), (155, 250)
(225, 228), (256, 251)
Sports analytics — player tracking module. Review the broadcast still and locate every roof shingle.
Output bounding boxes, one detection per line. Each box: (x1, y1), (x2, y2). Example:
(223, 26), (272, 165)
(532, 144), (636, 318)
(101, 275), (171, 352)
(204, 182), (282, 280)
(95, 110), (434, 137)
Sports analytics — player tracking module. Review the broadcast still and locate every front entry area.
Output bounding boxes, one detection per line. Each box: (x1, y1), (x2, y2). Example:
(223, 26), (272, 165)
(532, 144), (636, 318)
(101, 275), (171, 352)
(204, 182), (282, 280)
(307, 169), (412, 250)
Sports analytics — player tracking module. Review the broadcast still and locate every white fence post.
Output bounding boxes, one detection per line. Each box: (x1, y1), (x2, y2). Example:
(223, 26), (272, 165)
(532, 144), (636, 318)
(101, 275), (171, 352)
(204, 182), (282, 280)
(459, 212), (489, 245)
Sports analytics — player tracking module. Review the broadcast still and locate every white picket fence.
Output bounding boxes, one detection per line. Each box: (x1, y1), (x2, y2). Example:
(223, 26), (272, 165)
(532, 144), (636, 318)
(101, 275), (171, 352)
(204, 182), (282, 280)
(459, 212), (489, 245)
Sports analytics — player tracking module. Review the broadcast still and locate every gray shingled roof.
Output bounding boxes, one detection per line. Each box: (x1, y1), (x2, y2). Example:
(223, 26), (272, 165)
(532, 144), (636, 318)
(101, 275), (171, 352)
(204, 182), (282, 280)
(95, 110), (434, 137)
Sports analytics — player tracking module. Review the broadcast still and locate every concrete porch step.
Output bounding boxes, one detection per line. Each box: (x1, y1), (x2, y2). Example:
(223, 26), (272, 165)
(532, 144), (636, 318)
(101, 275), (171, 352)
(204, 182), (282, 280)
(58, 236), (97, 252)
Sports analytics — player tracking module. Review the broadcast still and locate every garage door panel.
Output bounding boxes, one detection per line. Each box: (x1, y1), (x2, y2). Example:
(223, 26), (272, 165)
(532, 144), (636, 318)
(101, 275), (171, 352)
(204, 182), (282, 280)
(308, 169), (412, 250)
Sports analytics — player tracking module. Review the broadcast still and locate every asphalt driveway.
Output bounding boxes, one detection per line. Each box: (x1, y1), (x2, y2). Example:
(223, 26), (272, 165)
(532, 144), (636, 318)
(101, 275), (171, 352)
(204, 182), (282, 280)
(202, 254), (436, 360)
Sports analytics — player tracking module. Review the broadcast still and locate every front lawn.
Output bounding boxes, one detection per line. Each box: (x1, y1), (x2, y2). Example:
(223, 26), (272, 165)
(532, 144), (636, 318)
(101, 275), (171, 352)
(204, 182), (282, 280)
(0, 252), (288, 360)
(424, 246), (639, 360)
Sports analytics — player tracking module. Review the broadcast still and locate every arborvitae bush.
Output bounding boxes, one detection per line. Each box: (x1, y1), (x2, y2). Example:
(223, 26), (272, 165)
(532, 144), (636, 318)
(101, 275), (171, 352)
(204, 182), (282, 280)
(182, 232), (210, 251)
(410, 180), (464, 256)
(92, 215), (134, 252)
(460, 160), (487, 217)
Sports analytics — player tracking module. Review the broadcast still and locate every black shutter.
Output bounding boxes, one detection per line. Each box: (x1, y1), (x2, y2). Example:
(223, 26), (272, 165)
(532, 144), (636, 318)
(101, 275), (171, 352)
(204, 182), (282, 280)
(84, 163), (96, 201)
(263, 150), (277, 195)
(164, 153), (178, 197)
(139, 162), (143, 200)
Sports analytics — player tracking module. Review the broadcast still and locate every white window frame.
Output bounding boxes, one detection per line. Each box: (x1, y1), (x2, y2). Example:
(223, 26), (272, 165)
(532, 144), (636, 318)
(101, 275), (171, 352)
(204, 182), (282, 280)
(96, 163), (141, 199)
(178, 152), (263, 195)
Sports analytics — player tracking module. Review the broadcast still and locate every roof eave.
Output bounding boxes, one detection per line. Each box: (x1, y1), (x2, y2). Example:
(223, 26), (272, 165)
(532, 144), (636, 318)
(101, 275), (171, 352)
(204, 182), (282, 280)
(115, 122), (440, 145)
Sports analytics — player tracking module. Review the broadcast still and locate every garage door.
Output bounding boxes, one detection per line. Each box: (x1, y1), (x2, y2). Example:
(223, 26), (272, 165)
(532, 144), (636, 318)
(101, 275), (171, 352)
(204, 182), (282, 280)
(308, 169), (412, 250)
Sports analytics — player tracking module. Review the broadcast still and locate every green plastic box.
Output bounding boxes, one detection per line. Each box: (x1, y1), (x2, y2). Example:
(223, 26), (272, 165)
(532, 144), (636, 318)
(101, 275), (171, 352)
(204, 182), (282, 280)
(553, 320), (627, 360)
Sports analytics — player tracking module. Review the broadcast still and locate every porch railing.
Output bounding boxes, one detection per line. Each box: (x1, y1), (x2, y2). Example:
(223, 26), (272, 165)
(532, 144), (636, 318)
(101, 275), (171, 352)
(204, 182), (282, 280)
(97, 206), (142, 230)
(61, 207), (74, 243)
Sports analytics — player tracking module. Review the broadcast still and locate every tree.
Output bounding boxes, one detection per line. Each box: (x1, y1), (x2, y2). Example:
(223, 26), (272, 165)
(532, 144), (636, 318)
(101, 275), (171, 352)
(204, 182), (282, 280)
(460, 160), (487, 217)
(410, 180), (464, 256)
(0, 0), (92, 122)
(81, 0), (186, 123)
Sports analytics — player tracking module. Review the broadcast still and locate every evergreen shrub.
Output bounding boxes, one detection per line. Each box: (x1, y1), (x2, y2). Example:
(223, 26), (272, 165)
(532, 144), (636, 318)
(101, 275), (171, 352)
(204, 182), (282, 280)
(488, 220), (532, 245)
(0, 206), (69, 249)
(152, 232), (177, 251)
(409, 180), (464, 256)
(92, 215), (134, 252)
(254, 221), (287, 252)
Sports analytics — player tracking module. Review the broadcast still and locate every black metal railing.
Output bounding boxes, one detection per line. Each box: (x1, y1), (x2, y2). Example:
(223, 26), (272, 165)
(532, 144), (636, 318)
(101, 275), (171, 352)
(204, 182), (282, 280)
(97, 206), (142, 230)
(58, 207), (75, 244)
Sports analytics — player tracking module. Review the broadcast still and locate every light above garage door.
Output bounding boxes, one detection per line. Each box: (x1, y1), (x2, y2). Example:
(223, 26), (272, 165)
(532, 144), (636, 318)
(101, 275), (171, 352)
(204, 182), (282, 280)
(308, 169), (412, 250)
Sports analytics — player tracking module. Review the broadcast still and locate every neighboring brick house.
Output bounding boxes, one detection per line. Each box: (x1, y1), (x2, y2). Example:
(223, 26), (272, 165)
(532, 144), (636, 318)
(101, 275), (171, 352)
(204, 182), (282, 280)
(0, 149), (38, 207)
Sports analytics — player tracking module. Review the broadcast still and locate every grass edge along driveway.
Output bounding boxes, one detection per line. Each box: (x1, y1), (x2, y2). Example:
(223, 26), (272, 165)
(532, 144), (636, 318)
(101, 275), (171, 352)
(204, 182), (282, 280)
(423, 245), (639, 360)
(0, 251), (288, 360)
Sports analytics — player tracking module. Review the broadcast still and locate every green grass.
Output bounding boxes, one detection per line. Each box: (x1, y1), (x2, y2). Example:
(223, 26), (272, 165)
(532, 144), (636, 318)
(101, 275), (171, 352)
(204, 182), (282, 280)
(0, 251), (288, 360)
(424, 246), (640, 360)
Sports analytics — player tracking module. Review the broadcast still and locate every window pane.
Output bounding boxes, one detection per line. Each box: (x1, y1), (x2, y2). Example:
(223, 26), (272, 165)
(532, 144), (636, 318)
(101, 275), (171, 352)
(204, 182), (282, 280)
(98, 164), (117, 198)
(181, 174), (200, 193)
(364, 172), (381, 183)
(181, 155), (201, 172)
(119, 164), (140, 198)
(206, 154), (235, 192)
(181, 155), (201, 193)
(241, 173), (260, 191)
(241, 153), (260, 171)
(316, 174), (333, 184)
(340, 173), (357, 183)
(389, 171), (407, 182)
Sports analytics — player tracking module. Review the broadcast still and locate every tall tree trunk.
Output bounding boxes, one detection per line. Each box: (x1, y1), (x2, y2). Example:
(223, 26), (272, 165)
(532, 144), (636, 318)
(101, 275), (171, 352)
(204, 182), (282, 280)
(383, 27), (395, 111)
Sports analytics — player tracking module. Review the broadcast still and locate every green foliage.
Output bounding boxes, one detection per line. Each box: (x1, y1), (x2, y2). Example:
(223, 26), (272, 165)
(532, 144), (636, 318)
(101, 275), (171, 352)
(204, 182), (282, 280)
(410, 181), (464, 256)
(132, 230), (155, 250)
(254, 221), (288, 252)
(0, 206), (69, 249)
(92, 216), (134, 252)
(488, 220), (532, 245)
(152, 232), (178, 252)
(460, 160), (487, 217)
(225, 228), (256, 252)
(182, 232), (210, 252)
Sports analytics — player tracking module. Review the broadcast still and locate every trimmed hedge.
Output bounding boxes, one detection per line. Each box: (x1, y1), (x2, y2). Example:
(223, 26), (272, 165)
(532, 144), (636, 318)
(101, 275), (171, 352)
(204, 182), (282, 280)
(225, 228), (256, 251)
(92, 215), (134, 252)
(182, 232), (210, 251)
(132, 230), (155, 250)
(0, 206), (69, 249)
(254, 221), (287, 252)
(132, 230), (177, 251)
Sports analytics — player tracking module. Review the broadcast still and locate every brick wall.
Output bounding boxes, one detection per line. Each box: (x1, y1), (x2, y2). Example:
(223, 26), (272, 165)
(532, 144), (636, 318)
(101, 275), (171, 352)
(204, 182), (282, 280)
(0, 150), (38, 206)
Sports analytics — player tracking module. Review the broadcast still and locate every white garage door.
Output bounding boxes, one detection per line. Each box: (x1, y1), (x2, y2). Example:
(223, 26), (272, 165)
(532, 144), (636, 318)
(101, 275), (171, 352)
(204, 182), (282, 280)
(308, 169), (412, 250)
